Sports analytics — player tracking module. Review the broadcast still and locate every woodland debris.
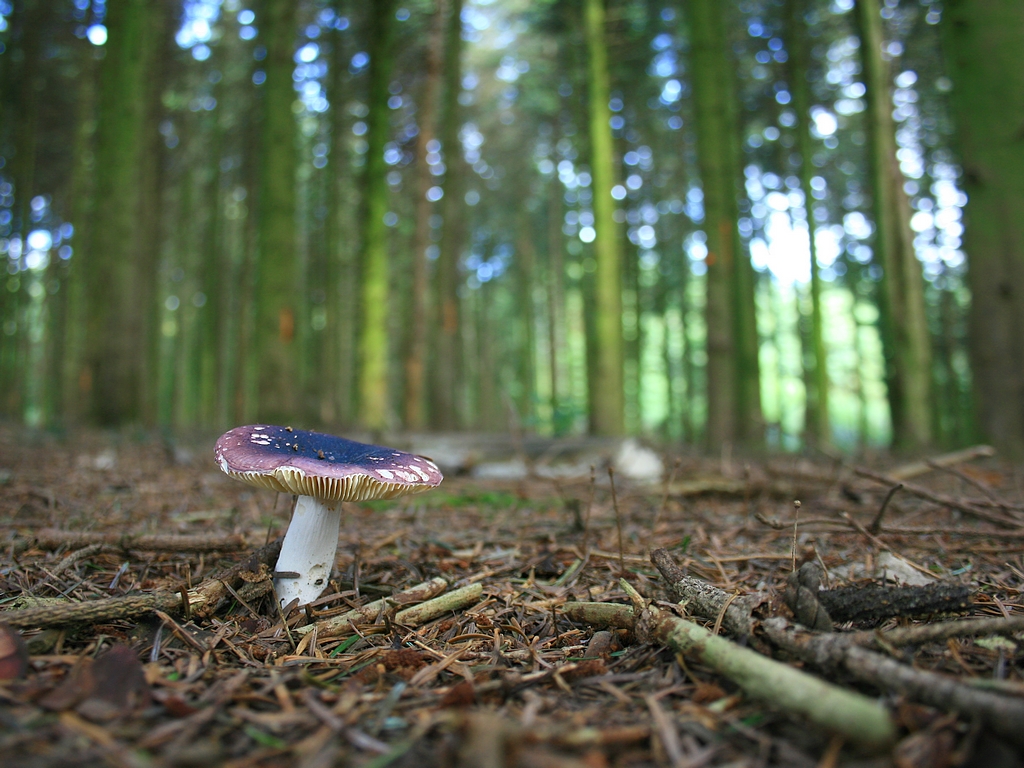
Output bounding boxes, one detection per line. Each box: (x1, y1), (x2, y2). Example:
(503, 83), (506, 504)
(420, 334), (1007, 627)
(294, 577), (450, 637)
(563, 585), (898, 751)
(782, 561), (972, 627)
(649, 547), (767, 641)
(887, 444), (996, 481)
(783, 562), (833, 631)
(817, 582), (973, 624)
(1, 538), (283, 629)
(651, 549), (1024, 747)
(762, 618), (1024, 748)
(855, 467), (1022, 528)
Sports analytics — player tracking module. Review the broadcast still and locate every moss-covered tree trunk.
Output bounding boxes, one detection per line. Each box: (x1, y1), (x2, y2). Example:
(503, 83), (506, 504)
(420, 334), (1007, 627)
(253, 0), (298, 424)
(356, 0), (396, 432)
(785, 0), (830, 447)
(688, 0), (739, 449)
(583, 0), (624, 436)
(942, 0), (1024, 454)
(83, 0), (149, 425)
(431, 0), (465, 430)
(404, 0), (445, 430)
(855, 0), (932, 449)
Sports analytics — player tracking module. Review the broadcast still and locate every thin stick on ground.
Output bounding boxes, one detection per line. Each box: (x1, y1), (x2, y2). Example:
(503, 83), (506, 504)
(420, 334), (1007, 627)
(608, 467), (624, 576)
(869, 482), (903, 533)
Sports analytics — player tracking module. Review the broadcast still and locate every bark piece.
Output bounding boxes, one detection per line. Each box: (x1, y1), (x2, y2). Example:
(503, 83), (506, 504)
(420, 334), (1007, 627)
(817, 583), (973, 624)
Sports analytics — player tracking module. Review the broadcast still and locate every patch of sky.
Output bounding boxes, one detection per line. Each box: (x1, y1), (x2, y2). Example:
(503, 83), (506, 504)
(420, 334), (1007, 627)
(350, 51), (369, 73)
(660, 79), (681, 104)
(177, 0), (220, 56)
(650, 51), (676, 78)
(87, 24), (107, 46)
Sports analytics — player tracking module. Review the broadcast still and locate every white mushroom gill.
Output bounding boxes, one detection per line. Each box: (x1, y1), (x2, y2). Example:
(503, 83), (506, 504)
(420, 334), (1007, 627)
(273, 495), (342, 608)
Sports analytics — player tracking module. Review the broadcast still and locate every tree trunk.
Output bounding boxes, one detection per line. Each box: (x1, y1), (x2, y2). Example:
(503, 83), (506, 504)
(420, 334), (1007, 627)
(942, 0), (1024, 454)
(583, 0), (625, 436)
(254, 0), (298, 424)
(325, 0), (355, 427)
(356, 0), (397, 432)
(688, 0), (739, 450)
(546, 179), (565, 433)
(785, 0), (830, 447)
(83, 0), (150, 425)
(431, 0), (465, 430)
(855, 0), (932, 449)
(404, 0), (445, 430)
(515, 211), (538, 431)
(3, 0), (45, 420)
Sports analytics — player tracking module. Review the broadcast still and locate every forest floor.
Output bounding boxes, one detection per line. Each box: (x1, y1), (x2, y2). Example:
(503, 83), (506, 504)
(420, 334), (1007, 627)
(1, 426), (1023, 767)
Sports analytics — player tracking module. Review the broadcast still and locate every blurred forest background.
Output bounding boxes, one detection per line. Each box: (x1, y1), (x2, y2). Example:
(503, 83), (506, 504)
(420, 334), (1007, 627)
(0, 0), (1021, 454)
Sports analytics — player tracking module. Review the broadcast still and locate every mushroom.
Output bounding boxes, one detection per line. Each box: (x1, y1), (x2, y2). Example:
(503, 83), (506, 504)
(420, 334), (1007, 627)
(214, 425), (443, 608)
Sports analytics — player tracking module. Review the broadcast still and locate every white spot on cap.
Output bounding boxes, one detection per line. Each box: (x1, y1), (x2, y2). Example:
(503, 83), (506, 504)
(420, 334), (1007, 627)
(378, 469), (395, 480)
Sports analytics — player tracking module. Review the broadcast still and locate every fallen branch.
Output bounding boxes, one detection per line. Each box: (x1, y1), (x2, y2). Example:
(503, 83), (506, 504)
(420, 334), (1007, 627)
(394, 583), (483, 627)
(563, 588), (897, 751)
(847, 614), (1024, 648)
(2, 538), (283, 629)
(1, 593), (185, 629)
(887, 445), (996, 482)
(19, 529), (248, 553)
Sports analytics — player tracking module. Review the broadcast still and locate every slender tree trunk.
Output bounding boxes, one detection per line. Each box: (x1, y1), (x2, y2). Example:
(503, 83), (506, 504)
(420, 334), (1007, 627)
(942, 0), (1024, 454)
(404, 0), (445, 430)
(58, 48), (98, 426)
(2, 0), (45, 420)
(431, 0), (465, 430)
(356, 0), (397, 432)
(84, 0), (150, 425)
(785, 0), (830, 447)
(325, 1), (355, 427)
(583, 0), (625, 436)
(855, 0), (932, 449)
(546, 179), (565, 433)
(517, 214), (538, 431)
(254, 0), (298, 424)
(688, 0), (739, 450)
(133, 1), (173, 428)
(197, 92), (225, 427)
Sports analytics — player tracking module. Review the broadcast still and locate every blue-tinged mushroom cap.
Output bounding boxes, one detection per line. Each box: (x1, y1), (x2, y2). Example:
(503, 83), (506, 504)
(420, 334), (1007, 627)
(215, 425), (443, 502)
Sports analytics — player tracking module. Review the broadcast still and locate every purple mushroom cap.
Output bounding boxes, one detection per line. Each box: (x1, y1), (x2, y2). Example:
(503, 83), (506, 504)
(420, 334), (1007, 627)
(215, 425), (443, 502)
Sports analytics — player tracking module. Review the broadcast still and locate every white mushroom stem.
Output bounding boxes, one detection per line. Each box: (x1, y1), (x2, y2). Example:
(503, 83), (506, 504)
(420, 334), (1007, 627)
(273, 495), (341, 608)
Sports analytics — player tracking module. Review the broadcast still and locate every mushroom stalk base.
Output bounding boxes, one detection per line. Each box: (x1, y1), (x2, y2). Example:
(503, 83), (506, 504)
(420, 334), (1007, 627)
(273, 495), (342, 608)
